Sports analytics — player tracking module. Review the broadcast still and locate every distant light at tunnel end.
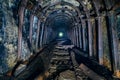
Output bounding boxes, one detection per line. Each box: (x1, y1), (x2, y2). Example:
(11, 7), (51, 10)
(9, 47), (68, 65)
(59, 32), (63, 37)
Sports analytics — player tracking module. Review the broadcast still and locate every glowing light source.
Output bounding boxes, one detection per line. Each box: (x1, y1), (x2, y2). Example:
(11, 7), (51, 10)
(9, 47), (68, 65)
(59, 32), (63, 37)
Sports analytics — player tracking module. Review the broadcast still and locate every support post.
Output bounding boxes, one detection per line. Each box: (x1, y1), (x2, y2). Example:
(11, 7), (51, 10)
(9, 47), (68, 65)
(29, 14), (34, 44)
(87, 19), (93, 57)
(107, 11), (119, 75)
(18, 0), (28, 60)
(76, 26), (79, 47)
(45, 28), (48, 44)
(36, 20), (40, 50)
(73, 28), (75, 45)
(97, 17), (103, 65)
(43, 27), (47, 45)
(78, 24), (82, 48)
(74, 27), (77, 45)
(72, 29), (74, 44)
(40, 23), (44, 47)
(81, 20), (87, 51)
(76, 27), (78, 46)
(71, 29), (73, 44)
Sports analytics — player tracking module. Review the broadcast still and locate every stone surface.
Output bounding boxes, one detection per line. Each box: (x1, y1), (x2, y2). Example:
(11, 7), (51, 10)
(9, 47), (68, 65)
(0, 0), (31, 74)
(58, 70), (76, 80)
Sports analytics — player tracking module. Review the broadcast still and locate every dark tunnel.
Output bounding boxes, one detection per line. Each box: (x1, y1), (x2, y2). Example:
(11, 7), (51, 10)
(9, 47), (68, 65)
(0, 0), (120, 80)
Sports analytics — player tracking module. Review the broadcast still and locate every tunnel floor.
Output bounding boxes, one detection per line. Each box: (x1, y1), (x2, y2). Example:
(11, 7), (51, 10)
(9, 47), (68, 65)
(45, 43), (90, 80)
(0, 40), (117, 80)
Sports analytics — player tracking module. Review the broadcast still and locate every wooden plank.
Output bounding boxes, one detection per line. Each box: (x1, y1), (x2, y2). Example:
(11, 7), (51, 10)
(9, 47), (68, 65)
(79, 64), (105, 80)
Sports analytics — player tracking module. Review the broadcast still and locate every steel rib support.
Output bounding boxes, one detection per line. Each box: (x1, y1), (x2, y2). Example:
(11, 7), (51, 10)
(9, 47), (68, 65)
(78, 24), (82, 49)
(45, 28), (48, 44)
(76, 27), (79, 47)
(36, 20), (41, 50)
(82, 20), (87, 51)
(73, 28), (75, 45)
(71, 29), (74, 44)
(107, 12), (119, 73)
(77, 26), (80, 47)
(87, 19), (93, 57)
(97, 17), (103, 65)
(40, 23), (45, 47)
(74, 27), (77, 45)
(44, 27), (48, 44)
(29, 14), (34, 44)
(42, 27), (46, 45)
(18, 0), (28, 60)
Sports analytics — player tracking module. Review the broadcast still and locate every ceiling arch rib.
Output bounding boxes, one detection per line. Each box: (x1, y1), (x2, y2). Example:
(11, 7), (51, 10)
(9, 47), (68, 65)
(27, 0), (96, 26)
(44, 8), (78, 26)
(39, 1), (84, 28)
(40, 0), (80, 8)
(26, 0), (103, 20)
(44, 7), (77, 17)
(36, 1), (85, 30)
(76, 0), (93, 57)
(32, 0), (96, 35)
(44, 12), (74, 29)
(42, 1), (82, 16)
(44, 8), (77, 19)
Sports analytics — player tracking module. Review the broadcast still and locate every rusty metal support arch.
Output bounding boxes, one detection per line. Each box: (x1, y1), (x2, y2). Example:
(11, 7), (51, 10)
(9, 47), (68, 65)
(40, 1), (86, 48)
(88, 0), (104, 64)
(102, 0), (119, 74)
(41, 1), (83, 24)
(36, 19), (41, 50)
(29, 14), (34, 45)
(18, 0), (28, 60)
(76, 0), (93, 57)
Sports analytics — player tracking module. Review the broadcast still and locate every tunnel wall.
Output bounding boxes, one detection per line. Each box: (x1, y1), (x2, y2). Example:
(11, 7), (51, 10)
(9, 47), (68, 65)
(0, 0), (120, 78)
(0, 0), (31, 73)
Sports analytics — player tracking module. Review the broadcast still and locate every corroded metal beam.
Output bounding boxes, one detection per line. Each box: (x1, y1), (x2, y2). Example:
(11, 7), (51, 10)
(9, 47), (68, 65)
(91, 0), (104, 64)
(90, 0), (102, 64)
(43, 26), (47, 45)
(40, 23), (45, 47)
(75, 26), (79, 47)
(77, 0), (93, 56)
(70, 29), (73, 44)
(42, 1), (80, 13)
(87, 19), (93, 57)
(76, 26), (80, 47)
(29, 14), (34, 44)
(97, 17), (103, 65)
(74, 27), (77, 45)
(36, 20), (41, 50)
(18, 0), (28, 60)
(81, 20), (87, 51)
(107, 11), (119, 76)
(78, 24), (82, 49)
(40, 1), (82, 23)
(72, 29), (74, 45)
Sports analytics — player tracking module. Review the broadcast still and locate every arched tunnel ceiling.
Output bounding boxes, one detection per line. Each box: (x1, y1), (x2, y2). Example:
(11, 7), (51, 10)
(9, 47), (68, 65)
(28, 0), (120, 14)
(26, 0), (120, 30)
(40, 0), (80, 7)
(46, 12), (74, 29)
(40, 1), (81, 30)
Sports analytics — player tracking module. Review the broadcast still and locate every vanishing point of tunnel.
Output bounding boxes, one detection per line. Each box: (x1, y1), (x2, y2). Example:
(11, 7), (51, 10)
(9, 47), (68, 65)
(0, 0), (120, 80)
